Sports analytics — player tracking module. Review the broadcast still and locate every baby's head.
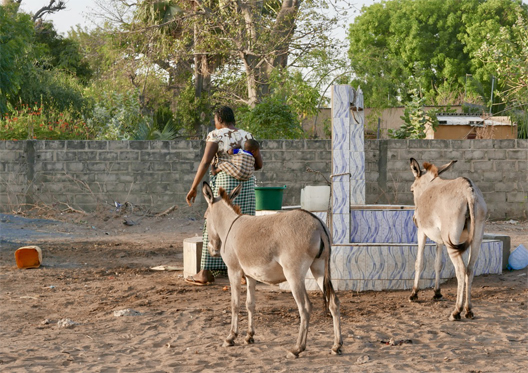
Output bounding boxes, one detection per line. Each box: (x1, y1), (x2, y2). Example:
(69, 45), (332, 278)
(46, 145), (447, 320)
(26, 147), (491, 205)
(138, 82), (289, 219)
(244, 139), (260, 154)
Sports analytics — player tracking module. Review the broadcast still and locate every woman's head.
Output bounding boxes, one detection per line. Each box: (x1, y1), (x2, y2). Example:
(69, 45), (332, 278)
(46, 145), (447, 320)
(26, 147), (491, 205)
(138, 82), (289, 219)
(214, 106), (235, 128)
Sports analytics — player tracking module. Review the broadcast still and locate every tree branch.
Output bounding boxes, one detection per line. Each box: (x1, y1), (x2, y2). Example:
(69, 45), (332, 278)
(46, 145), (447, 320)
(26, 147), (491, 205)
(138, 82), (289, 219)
(32, 0), (66, 22)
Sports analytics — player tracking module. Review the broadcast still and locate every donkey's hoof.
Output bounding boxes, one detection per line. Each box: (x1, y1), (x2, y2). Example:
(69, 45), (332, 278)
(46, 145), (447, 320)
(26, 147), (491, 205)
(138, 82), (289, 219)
(449, 312), (461, 321)
(409, 293), (418, 302)
(433, 291), (443, 300)
(244, 336), (255, 344)
(331, 345), (343, 355)
(287, 350), (299, 359)
(222, 340), (235, 347)
(465, 310), (474, 319)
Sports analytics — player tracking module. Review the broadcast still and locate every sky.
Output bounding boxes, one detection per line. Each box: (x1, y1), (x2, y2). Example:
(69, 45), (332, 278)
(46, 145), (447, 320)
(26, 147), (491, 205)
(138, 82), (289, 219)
(19, 0), (380, 41)
(20, 0), (95, 33)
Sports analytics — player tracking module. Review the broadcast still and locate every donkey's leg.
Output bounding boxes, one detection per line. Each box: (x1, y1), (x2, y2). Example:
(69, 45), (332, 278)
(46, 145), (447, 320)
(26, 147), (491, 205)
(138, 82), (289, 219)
(410, 230), (427, 302)
(464, 236), (482, 319)
(310, 259), (342, 355)
(310, 258), (326, 292)
(328, 289), (342, 355)
(244, 276), (257, 344)
(446, 249), (466, 321)
(286, 274), (311, 358)
(433, 243), (444, 300)
(224, 269), (242, 347)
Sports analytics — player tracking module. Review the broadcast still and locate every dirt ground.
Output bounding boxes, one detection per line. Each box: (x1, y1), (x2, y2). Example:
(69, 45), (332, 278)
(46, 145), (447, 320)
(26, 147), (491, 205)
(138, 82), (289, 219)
(0, 206), (527, 372)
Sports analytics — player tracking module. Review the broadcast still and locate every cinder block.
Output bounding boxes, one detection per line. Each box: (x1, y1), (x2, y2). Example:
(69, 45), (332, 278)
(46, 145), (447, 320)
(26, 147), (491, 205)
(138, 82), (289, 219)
(484, 234), (509, 270)
(183, 237), (203, 278)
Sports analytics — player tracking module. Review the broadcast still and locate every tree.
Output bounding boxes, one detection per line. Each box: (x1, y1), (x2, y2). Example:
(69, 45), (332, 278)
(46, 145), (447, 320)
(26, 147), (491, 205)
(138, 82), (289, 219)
(0, 3), (34, 114)
(1, 1), (93, 115)
(125, 1), (337, 104)
(347, 0), (528, 108)
(31, 0), (66, 23)
(237, 96), (304, 139)
(88, 0), (341, 137)
(476, 6), (528, 138)
(34, 22), (92, 83)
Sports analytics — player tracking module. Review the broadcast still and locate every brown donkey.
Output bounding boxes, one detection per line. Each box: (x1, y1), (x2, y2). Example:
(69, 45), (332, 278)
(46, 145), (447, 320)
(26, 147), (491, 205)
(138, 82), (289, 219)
(409, 158), (487, 320)
(202, 182), (342, 358)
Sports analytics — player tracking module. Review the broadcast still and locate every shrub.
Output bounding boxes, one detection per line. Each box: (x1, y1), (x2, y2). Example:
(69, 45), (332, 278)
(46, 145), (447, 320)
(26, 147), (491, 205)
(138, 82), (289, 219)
(237, 98), (304, 139)
(0, 102), (94, 140)
(85, 90), (149, 140)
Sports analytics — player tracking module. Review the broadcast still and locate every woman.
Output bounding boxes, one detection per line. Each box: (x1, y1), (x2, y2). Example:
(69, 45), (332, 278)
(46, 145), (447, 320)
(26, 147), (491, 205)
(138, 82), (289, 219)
(185, 106), (263, 284)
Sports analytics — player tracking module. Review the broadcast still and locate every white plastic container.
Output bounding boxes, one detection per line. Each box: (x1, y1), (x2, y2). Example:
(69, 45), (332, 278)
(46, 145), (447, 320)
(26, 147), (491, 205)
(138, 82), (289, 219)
(508, 244), (528, 270)
(301, 185), (331, 211)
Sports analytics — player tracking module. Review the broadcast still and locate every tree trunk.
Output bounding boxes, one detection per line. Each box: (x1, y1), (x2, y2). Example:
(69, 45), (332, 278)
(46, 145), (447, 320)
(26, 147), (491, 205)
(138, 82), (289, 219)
(240, 0), (300, 106)
(269, 0), (300, 70)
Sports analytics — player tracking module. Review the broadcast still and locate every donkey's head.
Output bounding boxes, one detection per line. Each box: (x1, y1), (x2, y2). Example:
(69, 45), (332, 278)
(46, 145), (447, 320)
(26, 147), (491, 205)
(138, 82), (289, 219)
(410, 158), (457, 199)
(202, 182), (242, 257)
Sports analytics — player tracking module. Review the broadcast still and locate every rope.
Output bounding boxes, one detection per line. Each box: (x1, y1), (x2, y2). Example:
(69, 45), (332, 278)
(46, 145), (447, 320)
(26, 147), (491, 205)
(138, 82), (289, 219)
(305, 169), (351, 240)
(330, 172), (351, 178)
(221, 214), (243, 254)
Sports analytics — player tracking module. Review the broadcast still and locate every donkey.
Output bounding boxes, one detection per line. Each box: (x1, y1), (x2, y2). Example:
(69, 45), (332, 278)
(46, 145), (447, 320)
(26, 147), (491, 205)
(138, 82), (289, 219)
(202, 182), (342, 358)
(409, 158), (487, 321)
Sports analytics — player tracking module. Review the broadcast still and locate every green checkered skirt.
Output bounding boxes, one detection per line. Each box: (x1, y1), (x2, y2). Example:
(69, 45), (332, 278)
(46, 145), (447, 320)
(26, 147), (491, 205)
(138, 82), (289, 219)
(201, 171), (256, 273)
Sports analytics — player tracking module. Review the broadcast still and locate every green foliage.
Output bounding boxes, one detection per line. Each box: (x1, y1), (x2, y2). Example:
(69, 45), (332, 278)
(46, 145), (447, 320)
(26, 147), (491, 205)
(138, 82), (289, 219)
(237, 97), (304, 139)
(154, 106), (175, 132)
(269, 69), (321, 122)
(173, 82), (211, 138)
(127, 0), (338, 110)
(0, 5), (34, 114)
(348, 0), (527, 108)
(0, 102), (94, 140)
(0, 6), (92, 118)
(85, 90), (149, 140)
(17, 67), (88, 115)
(475, 5), (528, 139)
(133, 121), (177, 140)
(34, 22), (92, 83)
(510, 110), (528, 139)
(389, 89), (439, 139)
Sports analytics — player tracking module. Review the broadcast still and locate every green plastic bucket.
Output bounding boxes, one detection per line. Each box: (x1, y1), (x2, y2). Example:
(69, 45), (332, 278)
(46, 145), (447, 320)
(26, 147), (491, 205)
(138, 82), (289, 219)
(255, 186), (286, 211)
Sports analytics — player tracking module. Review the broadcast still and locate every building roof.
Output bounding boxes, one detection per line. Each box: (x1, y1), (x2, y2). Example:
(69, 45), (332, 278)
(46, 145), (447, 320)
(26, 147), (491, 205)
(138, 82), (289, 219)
(437, 113), (513, 126)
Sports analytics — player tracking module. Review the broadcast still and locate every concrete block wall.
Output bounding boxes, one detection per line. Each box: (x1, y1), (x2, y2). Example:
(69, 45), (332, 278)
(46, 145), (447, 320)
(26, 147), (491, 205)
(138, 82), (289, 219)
(0, 140), (204, 214)
(1, 139), (526, 219)
(366, 139), (528, 219)
(254, 140), (332, 204)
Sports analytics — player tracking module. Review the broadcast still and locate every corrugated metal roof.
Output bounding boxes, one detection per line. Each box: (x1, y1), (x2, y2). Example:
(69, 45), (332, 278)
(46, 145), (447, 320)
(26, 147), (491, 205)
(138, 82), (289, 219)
(437, 114), (512, 126)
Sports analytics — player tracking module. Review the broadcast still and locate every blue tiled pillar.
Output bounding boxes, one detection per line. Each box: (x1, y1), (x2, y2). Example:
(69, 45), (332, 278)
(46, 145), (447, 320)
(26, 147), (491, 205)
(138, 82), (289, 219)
(331, 85), (365, 243)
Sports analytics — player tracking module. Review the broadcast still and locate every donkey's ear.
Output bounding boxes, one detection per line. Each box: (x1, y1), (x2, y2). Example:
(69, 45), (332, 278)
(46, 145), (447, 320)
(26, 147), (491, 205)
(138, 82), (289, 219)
(410, 158), (421, 178)
(229, 184), (243, 201)
(437, 160), (457, 175)
(202, 182), (214, 204)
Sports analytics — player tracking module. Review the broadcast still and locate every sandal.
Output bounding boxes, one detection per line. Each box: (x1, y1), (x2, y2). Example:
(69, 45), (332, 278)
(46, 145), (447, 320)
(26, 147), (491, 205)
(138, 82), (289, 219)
(184, 269), (215, 286)
(184, 277), (211, 286)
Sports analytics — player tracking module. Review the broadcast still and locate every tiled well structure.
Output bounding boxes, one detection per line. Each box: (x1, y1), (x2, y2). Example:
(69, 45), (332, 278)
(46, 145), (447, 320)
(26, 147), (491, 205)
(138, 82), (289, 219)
(299, 85), (503, 292)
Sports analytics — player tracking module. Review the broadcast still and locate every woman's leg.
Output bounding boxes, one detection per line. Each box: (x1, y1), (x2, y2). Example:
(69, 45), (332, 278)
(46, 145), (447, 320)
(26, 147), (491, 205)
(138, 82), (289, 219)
(198, 173), (256, 278)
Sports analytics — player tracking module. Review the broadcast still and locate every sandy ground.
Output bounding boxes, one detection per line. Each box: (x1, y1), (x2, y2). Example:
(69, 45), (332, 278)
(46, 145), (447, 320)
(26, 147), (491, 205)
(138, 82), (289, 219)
(0, 206), (527, 372)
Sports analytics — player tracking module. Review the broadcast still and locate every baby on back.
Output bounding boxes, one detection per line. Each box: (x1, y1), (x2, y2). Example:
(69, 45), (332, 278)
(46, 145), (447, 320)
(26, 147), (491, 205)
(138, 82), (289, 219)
(212, 139), (260, 181)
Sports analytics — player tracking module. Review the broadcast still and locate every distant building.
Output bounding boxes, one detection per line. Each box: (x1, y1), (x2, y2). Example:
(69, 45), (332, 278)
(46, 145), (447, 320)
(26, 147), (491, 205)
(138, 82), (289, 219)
(428, 113), (517, 139)
(303, 106), (517, 139)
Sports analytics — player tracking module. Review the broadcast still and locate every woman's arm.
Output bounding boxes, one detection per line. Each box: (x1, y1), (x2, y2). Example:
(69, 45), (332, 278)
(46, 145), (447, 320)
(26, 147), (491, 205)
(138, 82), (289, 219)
(186, 141), (219, 206)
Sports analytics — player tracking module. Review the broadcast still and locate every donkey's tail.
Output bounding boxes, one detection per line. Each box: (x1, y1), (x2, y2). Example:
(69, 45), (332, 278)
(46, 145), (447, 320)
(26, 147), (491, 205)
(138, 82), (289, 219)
(299, 209), (336, 313)
(447, 178), (477, 253)
(319, 216), (336, 315)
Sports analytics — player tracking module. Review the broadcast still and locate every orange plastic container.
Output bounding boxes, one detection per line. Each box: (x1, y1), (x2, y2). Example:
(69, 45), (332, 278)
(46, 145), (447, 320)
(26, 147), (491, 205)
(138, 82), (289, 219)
(15, 246), (43, 269)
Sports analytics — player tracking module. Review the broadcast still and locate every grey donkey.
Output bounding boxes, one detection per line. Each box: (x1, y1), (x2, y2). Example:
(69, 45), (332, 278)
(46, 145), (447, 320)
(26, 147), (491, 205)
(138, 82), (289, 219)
(409, 158), (487, 321)
(202, 181), (342, 358)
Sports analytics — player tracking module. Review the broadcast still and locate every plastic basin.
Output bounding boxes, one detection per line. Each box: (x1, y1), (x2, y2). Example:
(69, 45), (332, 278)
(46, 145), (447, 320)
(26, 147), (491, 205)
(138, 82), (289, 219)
(255, 186), (286, 211)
